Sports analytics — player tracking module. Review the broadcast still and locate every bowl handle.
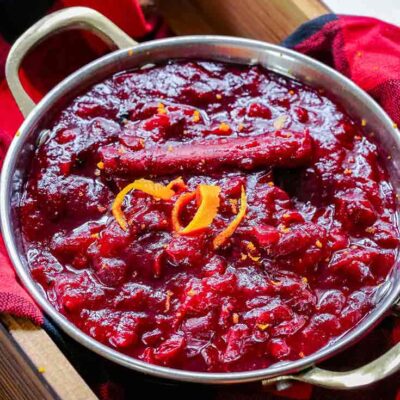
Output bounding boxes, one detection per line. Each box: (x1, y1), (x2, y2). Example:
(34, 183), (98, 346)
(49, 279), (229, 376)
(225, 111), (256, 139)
(5, 6), (137, 117)
(262, 341), (400, 390)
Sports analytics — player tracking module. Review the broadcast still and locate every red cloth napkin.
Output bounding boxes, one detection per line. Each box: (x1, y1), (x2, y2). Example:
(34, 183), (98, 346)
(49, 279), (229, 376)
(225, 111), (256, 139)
(283, 14), (400, 125)
(0, 3), (400, 399)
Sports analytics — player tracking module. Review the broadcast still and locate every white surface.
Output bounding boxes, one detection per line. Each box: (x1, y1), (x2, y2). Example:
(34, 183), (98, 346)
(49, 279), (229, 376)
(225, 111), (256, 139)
(325, 0), (400, 26)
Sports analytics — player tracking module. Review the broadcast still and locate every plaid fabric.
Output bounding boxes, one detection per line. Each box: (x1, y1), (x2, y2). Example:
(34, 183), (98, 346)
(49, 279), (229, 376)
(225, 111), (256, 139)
(283, 14), (400, 125)
(0, 2), (399, 398)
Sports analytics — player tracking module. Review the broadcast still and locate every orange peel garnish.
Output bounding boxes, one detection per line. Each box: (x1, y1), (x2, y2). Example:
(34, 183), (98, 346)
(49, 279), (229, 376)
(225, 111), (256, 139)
(213, 186), (247, 249)
(132, 178), (175, 200)
(171, 191), (196, 232)
(181, 184), (221, 234)
(112, 178), (176, 230)
(167, 176), (187, 192)
(172, 184), (221, 235)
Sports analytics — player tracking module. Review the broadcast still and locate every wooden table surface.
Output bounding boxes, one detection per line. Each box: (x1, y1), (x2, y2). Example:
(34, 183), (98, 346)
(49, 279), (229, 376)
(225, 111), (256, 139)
(0, 1), (329, 398)
(156, 0), (327, 43)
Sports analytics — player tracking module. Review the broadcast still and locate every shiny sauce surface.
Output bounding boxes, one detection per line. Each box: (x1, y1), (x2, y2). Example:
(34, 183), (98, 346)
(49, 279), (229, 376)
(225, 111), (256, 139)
(19, 61), (399, 372)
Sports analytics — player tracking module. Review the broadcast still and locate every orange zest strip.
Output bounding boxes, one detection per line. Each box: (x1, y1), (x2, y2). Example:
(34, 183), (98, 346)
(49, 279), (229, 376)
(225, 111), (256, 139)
(112, 183), (136, 231)
(112, 178), (177, 230)
(167, 176), (187, 192)
(132, 178), (175, 200)
(213, 186), (247, 249)
(180, 184), (221, 234)
(171, 191), (196, 232)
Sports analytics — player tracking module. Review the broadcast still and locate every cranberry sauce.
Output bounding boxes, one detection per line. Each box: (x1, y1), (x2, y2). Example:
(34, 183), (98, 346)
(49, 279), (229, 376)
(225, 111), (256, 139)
(19, 61), (399, 372)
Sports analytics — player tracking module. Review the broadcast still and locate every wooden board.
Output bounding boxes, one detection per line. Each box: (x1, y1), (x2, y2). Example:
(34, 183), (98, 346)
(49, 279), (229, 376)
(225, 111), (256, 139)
(0, 321), (56, 400)
(1, 315), (97, 400)
(156, 0), (329, 43)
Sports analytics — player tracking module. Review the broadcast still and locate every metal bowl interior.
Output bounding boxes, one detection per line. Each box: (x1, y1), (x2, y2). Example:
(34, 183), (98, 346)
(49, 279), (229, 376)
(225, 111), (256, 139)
(1, 36), (400, 384)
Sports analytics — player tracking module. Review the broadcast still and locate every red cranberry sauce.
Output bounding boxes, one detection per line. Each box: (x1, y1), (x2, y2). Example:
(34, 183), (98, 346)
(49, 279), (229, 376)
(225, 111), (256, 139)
(19, 61), (399, 372)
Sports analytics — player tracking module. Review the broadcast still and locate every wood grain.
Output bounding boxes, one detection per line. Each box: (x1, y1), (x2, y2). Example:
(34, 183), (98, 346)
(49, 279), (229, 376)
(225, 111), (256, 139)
(0, 322), (57, 400)
(1, 315), (97, 400)
(157, 0), (329, 43)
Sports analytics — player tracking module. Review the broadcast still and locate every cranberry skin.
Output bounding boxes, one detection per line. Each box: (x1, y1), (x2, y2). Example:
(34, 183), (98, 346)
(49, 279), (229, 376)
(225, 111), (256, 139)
(120, 126), (145, 150)
(202, 256), (227, 277)
(222, 324), (250, 363)
(370, 220), (400, 248)
(165, 234), (206, 267)
(221, 176), (247, 197)
(56, 273), (107, 313)
(110, 330), (138, 349)
(94, 220), (134, 258)
(205, 271), (237, 294)
(56, 129), (77, 144)
(271, 314), (307, 337)
(335, 190), (377, 229)
(29, 251), (63, 288)
(201, 345), (220, 369)
(295, 107), (309, 123)
(271, 223), (325, 258)
(373, 251), (396, 277)
(75, 100), (117, 119)
(247, 103), (272, 119)
(113, 282), (153, 311)
(141, 328), (163, 346)
(50, 223), (98, 258)
(19, 196), (47, 241)
(93, 257), (127, 287)
(267, 338), (291, 359)
(144, 114), (170, 130)
(109, 314), (145, 349)
(182, 312), (213, 334)
(153, 335), (186, 363)
(340, 290), (372, 330)
(317, 290), (346, 315)
(139, 347), (155, 364)
(329, 248), (378, 284)
(251, 225), (280, 248)
(300, 313), (341, 354)
(336, 120), (357, 142)
(279, 210), (305, 225)
(328, 229), (349, 251)
(34, 174), (112, 221)
(243, 301), (292, 325)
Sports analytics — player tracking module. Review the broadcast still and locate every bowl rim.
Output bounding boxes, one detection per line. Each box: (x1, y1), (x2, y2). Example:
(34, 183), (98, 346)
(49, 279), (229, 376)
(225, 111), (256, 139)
(1, 35), (400, 384)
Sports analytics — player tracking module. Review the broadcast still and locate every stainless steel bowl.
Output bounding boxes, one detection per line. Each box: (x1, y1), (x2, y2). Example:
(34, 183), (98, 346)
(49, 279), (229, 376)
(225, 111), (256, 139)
(2, 7), (400, 390)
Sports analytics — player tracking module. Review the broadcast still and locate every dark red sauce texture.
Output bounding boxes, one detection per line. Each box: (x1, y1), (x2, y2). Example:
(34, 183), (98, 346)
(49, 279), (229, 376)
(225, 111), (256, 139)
(19, 61), (399, 372)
